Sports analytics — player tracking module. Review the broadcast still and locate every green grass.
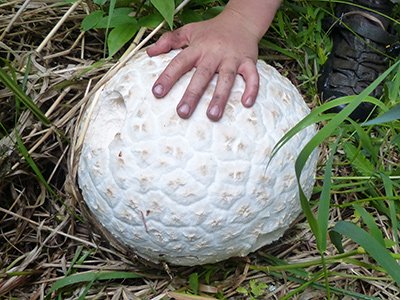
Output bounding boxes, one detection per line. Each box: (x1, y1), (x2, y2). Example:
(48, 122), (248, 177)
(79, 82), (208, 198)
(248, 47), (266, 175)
(0, 0), (399, 299)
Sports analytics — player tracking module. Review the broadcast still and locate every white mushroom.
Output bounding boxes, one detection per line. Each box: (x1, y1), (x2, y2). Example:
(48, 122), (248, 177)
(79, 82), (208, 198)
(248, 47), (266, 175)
(77, 49), (318, 266)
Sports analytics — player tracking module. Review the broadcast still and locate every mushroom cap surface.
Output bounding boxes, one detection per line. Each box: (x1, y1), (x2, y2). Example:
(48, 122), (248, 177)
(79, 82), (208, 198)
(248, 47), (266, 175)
(78, 49), (318, 266)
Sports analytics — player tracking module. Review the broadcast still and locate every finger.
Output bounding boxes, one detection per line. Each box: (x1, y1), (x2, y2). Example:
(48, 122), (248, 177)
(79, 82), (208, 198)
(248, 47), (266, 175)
(147, 27), (189, 57)
(206, 63), (238, 121)
(177, 61), (218, 119)
(152, 48), (198, 98)
(238, 59), (259, 108)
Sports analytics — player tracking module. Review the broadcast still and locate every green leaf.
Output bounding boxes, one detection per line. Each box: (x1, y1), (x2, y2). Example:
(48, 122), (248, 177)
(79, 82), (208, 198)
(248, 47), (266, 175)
(95, 8), (136, 29)
(107, 22), (139, 56)
(202, 6), (224, 20)
(333, 221), (400, 285)
(150, 0), (175, 29)
(236, 286), (249, 296)
(329, 230), (344, 253)
(188, 272), (199, 295)
(259, 40), (300, 70)
(66, 246), (84, 276)
(249, 280), (267, 297)
(353, 205), (385, 247)
(189, 0), (219, 5)
(349, 120), (377, 164)
(342, 143), (375, 176)
(384, 239), (397, 248)
(81, 10), (104, 31)
(180, 8), (204, 24)
(386, 63), (400, 102)
(380, 173), (399, 245)
(49, 271), (143, 293)
(94, 0), (108, 5)
(362, 104), (400, 126)
(138, 13), (164, 28)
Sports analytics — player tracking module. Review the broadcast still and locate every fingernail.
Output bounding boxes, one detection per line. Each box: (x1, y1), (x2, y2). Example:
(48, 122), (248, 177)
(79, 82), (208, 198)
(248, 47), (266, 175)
(208, 105), (220, 119)
(178, 103), (190, 117)
(153, 84), (163, 96)
(244, 97), (254, 107)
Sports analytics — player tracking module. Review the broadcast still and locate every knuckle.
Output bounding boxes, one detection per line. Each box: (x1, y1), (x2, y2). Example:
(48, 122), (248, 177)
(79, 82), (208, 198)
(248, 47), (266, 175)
(159, 71), (173, 83)
(158, 30), (180, 45)
(220, 68), (236, 82)
(184, 89), (202, 102)
(158, 31), (172, 43)
(170, 54), (186, 68)
(248, 82), (259, 92)
(162, 55), (187, 75)
(196, 66), (213, 79)
(239, 59), (257, 71)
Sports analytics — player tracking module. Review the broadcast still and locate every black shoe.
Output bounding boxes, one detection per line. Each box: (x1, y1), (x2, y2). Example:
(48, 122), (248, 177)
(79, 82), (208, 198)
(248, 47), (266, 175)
(317, 0), (397, 121)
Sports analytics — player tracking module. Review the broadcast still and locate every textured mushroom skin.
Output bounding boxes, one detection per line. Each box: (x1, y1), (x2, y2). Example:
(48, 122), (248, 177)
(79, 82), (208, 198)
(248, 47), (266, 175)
(78, 49), (318, 266)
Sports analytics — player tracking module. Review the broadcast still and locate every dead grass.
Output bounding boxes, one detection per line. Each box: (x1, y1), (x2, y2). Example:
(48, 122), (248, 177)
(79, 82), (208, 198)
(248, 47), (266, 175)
(0, 1), (399, 299)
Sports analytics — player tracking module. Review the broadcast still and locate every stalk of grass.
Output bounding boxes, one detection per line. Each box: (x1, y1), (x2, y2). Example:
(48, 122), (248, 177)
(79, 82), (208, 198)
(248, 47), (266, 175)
(348, 120), (377, 164)
(65, 246), (92, 277)
(363, 104), (400, 125)
(268, 270), (382, 300)
(0, 67), (49, 125)
(332, 221), (400, 285)
(334, 195), (400, 208)
(318, 133), (341, 253)
(317, 132), (343, 297)
(271, 59), (399, 244)
(46, 270), (144, 299)
(342, 143), (375, 176)
(380, 173), (399, 245)
(104, 0), (116, 56)
(253, 249), (374, 272)
(267, 59), (400, 294)
(279, 271), (325, 300)
(255, 253), (387, 299)
(353, 204), (386, 247)
(15, 131), (54, 194)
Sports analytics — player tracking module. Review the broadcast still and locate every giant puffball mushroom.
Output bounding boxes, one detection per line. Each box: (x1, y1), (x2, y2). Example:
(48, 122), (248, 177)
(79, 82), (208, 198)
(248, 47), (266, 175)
(77, 49), (318, 266)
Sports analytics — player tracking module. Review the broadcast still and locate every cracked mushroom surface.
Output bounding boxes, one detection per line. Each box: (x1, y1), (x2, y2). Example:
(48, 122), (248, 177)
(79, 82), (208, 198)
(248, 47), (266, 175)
(78, 49), (318, 266)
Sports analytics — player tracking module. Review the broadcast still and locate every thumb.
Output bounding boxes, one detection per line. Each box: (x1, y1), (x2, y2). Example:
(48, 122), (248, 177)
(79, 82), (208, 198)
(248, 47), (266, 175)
(147, 27), (189, 56)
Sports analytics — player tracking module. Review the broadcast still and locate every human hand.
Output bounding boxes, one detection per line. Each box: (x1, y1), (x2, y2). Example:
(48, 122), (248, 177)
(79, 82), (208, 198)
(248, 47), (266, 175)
(146, 9), (261, 122)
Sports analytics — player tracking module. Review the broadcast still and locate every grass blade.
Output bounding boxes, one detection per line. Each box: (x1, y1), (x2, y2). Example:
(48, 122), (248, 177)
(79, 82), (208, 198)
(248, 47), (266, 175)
(15, 131), (54, 194)
(269, 270), (381, 300)
(0, 67), (50, 125)
(284, 60), (400, 248)
(317, 134), (341, 252)
(342, 143), (375, 176)
(379, 173), (399, 245)
(349, 119), (377, 164)
(333, 221), (400, 285)
(48, 271), (143, 294)
(353, 205), (385, 247)
(362, 104), (400, 126)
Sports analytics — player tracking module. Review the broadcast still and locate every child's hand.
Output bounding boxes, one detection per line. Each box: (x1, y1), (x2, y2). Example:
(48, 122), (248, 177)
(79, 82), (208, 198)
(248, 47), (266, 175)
(146, 9), (261, 122)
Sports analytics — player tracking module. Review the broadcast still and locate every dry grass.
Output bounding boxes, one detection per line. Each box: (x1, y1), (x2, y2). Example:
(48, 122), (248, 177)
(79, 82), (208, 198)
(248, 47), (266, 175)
(0, 1), (399, 299)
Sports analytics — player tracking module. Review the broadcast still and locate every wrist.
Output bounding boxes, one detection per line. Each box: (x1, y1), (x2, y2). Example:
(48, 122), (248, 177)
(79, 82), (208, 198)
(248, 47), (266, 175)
(223, 0), (281, 41)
